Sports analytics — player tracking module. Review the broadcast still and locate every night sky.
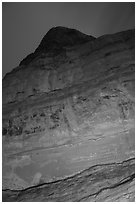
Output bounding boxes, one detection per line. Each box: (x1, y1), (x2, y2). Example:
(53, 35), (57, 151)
(2, 2), (135, 77)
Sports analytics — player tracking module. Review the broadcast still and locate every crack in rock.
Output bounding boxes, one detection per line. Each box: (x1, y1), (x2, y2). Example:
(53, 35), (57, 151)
(2, 158), (135, 202)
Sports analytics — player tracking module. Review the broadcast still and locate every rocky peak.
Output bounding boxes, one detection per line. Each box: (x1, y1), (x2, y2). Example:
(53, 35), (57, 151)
(20, 26), (95, 66)
(36, 26), (95, 51)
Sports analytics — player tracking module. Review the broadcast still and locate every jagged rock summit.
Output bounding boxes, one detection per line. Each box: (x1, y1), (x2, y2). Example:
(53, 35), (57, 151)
(2, 27), (135, 201)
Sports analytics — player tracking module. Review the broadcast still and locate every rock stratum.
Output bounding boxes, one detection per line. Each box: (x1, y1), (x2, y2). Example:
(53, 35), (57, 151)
(2, 26), (135, 202)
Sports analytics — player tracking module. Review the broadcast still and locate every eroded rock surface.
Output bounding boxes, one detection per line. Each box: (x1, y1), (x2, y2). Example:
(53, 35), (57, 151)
(3, 158), (135, 202)
(2, 27), (135, 201)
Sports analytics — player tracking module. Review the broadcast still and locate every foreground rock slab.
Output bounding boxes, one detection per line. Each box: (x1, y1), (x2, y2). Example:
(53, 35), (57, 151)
(2, 158), (135, 202)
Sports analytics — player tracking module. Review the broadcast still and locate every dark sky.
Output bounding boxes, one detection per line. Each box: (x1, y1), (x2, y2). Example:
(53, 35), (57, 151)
(2, 2), (135, 77)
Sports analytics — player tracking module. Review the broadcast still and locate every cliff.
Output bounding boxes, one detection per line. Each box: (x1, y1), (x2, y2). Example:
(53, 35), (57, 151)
(2, 27), (135, 201)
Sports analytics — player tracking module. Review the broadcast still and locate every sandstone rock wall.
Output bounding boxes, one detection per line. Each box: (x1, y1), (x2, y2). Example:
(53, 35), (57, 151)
(2, 27), (135, 201)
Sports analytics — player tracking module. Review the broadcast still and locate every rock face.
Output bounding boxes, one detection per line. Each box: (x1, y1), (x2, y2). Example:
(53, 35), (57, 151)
(2, 27), (135, 201)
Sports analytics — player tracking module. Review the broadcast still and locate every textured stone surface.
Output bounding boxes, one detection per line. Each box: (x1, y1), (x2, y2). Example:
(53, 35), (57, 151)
(2, 27), (135, 201)
(3, 158), (135, 202)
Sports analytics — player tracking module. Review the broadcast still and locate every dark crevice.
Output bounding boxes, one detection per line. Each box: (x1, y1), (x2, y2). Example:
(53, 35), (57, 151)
(2, 158), (135, 201)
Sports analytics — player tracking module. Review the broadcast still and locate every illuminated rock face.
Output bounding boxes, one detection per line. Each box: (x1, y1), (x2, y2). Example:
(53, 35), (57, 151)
(2, 27), (135, 201)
